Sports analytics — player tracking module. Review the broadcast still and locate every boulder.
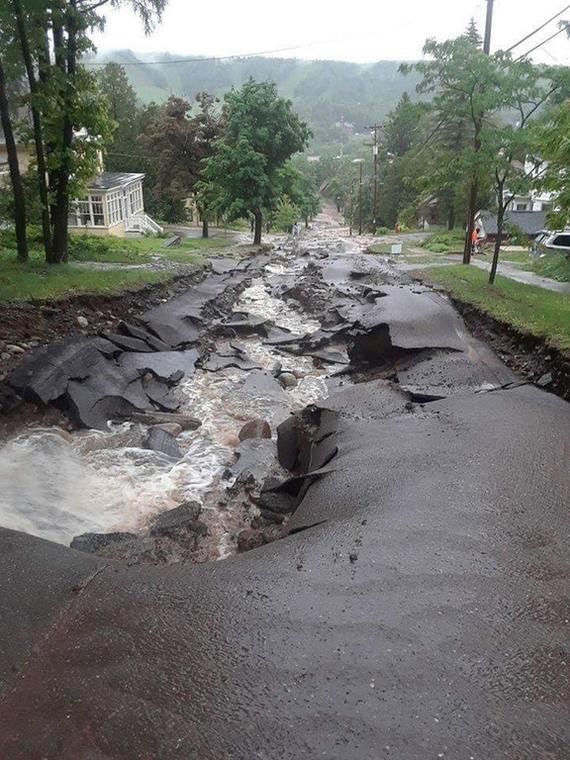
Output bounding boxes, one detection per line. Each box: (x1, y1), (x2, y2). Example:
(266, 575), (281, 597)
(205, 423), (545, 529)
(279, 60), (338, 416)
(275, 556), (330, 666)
(239, 418), (272, 441)
(278, 372), (298, 389)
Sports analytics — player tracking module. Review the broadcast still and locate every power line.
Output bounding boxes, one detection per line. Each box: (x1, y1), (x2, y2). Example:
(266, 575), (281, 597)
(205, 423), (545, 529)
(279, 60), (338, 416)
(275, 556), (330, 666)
(85, 32), (383, 67)
(504, 4), (570, 52)
(516, 24), (570, 61)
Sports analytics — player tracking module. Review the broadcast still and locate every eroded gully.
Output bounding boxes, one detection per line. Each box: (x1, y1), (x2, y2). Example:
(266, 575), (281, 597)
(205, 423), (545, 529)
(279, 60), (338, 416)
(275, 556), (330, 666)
(0, 223), (375, 559)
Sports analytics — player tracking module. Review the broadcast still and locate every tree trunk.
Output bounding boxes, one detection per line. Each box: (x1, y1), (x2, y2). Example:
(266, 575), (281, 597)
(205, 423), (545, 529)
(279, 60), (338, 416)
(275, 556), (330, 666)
(463, 179), (478, 264)
(464, 122), (483, 264)
(447, 204), (456, 231)
(51, 0), (78, 263)
(202, 218), (209, 238)
(489, 190), (506, 285)
(0, 58), (28, 262)
(253, 210), (262, 245)
(305, 216), (309, 228)
(13, 0), (51, 262)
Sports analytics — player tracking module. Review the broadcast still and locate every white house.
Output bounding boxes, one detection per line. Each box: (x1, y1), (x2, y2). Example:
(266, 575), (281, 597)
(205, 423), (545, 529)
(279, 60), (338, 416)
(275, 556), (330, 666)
(69, 171), (163, 237)
(507, 160), (554, 213)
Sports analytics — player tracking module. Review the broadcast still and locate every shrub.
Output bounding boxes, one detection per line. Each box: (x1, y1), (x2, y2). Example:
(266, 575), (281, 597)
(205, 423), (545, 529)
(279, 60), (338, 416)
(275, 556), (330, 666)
(422, 231), (464, 253)
(375, 227), (391, 236)
(504, 222), (531, 248)
(272, 196), (300, 233)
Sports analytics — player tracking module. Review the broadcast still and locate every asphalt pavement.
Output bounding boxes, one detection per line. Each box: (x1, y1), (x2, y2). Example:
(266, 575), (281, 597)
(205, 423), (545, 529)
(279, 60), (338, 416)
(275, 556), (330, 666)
(0, 223), (568, 760)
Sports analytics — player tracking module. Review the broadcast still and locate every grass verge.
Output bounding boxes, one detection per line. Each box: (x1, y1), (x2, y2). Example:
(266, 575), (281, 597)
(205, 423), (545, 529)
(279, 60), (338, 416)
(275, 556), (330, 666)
(417, 265), (570, 351)
(0, 262), (172, 303)
(0, 230), (235, 303)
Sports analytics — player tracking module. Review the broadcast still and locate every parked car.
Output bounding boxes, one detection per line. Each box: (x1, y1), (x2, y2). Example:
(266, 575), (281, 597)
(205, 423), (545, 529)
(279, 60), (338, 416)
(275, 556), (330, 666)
(532, 230), (570, 257)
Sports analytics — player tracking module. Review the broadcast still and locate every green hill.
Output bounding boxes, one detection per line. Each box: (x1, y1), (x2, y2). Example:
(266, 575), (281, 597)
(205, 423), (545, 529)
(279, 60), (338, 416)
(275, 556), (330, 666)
(88, 51), (422, 150)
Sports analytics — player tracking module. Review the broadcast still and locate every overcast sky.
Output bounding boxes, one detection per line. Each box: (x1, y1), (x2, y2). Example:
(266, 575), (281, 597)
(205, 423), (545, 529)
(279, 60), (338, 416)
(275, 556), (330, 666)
(93, 0), (570, 65)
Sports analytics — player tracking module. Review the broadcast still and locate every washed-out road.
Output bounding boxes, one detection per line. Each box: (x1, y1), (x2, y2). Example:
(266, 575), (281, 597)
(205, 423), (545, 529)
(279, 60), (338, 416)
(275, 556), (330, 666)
(0, 217), (568, 759)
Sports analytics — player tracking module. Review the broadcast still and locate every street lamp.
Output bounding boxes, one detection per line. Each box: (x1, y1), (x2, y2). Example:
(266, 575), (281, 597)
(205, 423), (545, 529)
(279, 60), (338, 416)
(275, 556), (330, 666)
(352, 158), (364, 236)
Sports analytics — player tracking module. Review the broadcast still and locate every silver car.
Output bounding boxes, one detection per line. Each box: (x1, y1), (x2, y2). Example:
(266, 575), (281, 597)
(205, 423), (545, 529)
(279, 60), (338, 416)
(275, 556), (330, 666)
(532, 230), (570, 257)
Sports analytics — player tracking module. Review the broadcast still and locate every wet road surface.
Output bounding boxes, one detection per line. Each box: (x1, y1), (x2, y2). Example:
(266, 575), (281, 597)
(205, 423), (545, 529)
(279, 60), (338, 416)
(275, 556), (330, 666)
(0, 219), (568, 759)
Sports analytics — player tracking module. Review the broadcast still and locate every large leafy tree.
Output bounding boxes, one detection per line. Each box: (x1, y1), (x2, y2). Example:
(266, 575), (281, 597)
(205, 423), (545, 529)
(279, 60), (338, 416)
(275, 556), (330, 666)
(404, 30), (503, 262)
(7, 0), (167, 263)
(485, 56), (561, 284)
(205, 79), (311, 244)
(0, 17), (28, 261)
(384, 92), (429, 157)
(97, 62), (139, 172)
(539, 99), (570, 230)
(139, 92), (221, 228)
(277, 162), (320, 227)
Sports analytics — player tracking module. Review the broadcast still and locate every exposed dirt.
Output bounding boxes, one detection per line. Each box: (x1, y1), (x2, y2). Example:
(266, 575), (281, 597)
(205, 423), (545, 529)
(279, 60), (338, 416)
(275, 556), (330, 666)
(445, 296), (570, 401)
(0, 268), (208, 380)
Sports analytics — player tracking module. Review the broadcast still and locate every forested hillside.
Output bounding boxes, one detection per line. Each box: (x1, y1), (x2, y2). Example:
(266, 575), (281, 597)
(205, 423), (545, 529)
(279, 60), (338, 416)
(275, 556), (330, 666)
(88, 51), (422, 149)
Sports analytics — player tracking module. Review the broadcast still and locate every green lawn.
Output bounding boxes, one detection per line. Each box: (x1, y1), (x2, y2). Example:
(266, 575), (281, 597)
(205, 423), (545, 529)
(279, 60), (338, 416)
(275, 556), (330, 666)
(532, 253), (570, 283)
(0, 231), (235, 303)
(478, 250), (570, 282)
(418, 265), (570, 351)
(0, 261), (171, 303)
(66, 233), (232, 264)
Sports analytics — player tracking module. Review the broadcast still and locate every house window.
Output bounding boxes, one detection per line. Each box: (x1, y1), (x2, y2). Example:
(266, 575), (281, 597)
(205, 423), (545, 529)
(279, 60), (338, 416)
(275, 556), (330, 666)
(69, 195), (105, 227)
(516, 203), (529, 211)
(107, 190), (124, 226)
(75, 198), (92, 226)
(90, 195), (104, 226)
(127, 183), (143, 215)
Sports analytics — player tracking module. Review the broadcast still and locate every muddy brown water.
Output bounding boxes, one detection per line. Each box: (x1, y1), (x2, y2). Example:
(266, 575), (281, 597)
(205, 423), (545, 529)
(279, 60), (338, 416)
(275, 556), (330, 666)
(0, 234), (354, 556)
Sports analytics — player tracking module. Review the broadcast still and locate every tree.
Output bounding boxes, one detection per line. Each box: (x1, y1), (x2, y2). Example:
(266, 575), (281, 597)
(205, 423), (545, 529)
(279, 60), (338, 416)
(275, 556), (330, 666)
(97, 62), (139, 172)
(0, 44), (28, 261)
(0, 8), (28, 261)
(465, 17), (483, 47)
(204, 79), (311, 244)
(8, 0), (167, 263)
(384, 92), (429, 157)
(272, 196), (300, 232)
(277, 162), (320, 227)
(139, 92), (221, 229)
(486, 57), (559, 284)
(539, 99), (570, 230)
(404, 29), (503, 263)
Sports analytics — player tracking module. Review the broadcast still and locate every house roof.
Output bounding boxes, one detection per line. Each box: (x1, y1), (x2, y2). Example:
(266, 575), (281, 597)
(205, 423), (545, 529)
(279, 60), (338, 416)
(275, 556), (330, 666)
(88, 172), (145, 190)
(477, 209), (548, 236)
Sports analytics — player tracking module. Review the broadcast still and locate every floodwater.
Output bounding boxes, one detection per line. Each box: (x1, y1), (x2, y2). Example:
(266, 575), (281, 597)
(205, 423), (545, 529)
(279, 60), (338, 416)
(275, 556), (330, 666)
(0, 244), (344, 548)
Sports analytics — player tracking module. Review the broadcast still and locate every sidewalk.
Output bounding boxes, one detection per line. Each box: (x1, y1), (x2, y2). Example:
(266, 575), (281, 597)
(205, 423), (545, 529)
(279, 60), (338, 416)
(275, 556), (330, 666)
(467, 258), (570, 294)
(397, 253), (570, 294)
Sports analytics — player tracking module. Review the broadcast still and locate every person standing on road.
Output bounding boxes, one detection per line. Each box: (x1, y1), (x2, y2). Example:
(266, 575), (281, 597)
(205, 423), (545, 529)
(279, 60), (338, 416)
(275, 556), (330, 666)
(471, 227), (482, 255)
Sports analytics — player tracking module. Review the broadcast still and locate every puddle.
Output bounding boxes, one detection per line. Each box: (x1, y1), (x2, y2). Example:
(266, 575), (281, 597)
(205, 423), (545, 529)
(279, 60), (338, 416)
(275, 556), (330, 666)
(0, 253), (346, 550)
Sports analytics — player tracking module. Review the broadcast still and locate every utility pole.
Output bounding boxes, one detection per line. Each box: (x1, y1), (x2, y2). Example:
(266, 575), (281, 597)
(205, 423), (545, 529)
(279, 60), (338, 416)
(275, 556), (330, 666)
(483, 0), (495, 54)
(372, 125), (379, 229)
(366, 124), (383, 230)
(349, 180), (355, 236)
(358, 161), (364, 236)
